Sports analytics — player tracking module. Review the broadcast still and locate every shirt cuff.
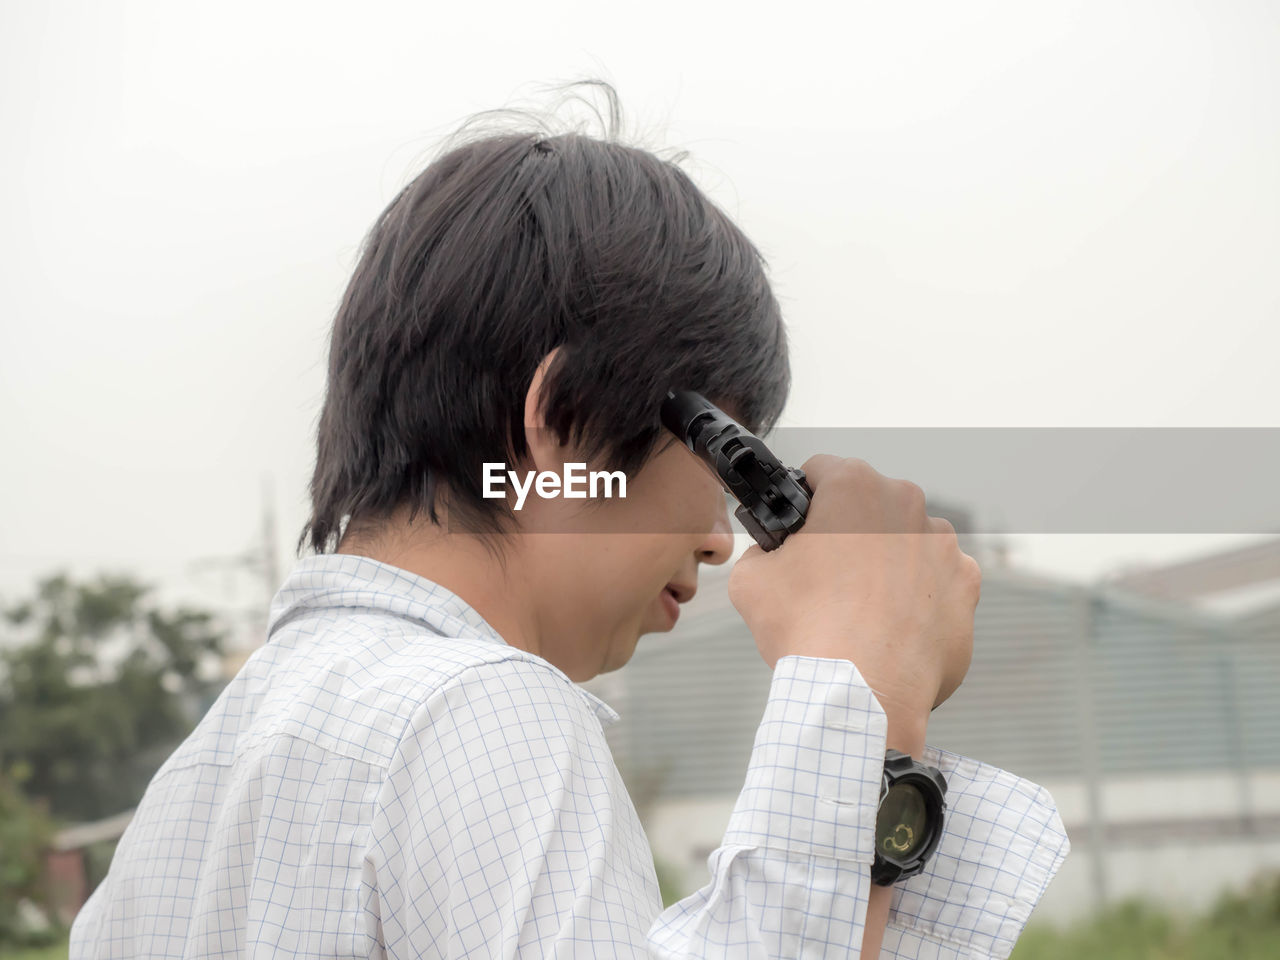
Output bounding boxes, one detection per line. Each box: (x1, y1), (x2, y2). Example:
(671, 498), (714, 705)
(885, 747), (1072, 959)
(723, 654), (888, 863)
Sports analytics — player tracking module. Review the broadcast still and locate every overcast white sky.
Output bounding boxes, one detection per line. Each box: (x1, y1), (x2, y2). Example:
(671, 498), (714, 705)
(2, 1), (1277, 635)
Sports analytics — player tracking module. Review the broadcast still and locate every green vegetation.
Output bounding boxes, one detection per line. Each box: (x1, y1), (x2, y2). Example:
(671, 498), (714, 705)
(20, 870), (1271, 958)
(0, 777), (57, 947)
(3, 934), (68, 960)
(0, 571), (226, 822)
(0, 571), (227, 948)
(652, 852), (687, 908)
(1012, 869), (1280, 960)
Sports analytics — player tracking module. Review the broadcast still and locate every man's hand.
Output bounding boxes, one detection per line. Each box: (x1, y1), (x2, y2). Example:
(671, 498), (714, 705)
(728, 454), (979, 736)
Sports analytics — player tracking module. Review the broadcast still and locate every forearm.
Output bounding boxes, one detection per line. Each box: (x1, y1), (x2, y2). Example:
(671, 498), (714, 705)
(860, 710), (928, 959)
(861, 884), (893, 959)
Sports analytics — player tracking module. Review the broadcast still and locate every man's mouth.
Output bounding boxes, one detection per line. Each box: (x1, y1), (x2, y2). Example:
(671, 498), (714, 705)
(659, 580), (695, 628)
(659, 586), (680, 626)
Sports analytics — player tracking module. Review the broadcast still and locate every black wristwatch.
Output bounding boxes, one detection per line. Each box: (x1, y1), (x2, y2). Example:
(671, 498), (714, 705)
(871, 749), (948, 885)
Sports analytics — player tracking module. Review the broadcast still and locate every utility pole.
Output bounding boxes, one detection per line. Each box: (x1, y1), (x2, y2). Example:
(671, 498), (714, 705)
(259, 472), (280, 636)
(186, 472), (282, 675)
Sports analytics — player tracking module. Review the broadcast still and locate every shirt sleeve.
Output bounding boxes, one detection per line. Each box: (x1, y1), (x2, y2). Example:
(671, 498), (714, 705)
(877, 742), (1071, 960)
(651, 655), (1070, 960)
(368, 653), (1069, 960)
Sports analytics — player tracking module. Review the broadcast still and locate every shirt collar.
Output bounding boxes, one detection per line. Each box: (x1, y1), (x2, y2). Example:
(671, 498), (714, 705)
(267, 553), (621, 727)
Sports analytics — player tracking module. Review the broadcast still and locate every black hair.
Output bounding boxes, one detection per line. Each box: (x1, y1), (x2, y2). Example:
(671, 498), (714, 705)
(297, 84), (791, 560)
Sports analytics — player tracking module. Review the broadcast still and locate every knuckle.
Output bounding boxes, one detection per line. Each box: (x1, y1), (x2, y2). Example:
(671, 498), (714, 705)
(727, 580), (747, 611)
(897, 479), (927, 512)
(814, 457), (872, 494)
(836, 457), (872, 481)
(801, 454), (862, 495)
(802, 453), (839, 468)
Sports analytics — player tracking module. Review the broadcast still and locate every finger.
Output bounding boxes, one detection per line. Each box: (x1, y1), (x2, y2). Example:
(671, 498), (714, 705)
(927, 515), (956, 537)
(798, 453), (858, 491)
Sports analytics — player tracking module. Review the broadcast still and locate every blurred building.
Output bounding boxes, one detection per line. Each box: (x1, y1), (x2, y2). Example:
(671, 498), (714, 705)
(584, 532), (1280, 925)
(44, 809), (135, 924)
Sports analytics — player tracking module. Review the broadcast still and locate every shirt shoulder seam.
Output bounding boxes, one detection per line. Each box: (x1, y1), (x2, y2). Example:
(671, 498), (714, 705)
(386, 649), (600, 754)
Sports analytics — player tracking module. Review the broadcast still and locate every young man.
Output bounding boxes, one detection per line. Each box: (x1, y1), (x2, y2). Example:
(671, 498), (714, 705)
(71, 110), (1068, 958)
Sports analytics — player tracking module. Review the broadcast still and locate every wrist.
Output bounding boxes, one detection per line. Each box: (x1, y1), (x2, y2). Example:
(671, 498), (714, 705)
(882, 710), (928, 757)
(773, 653), (931, 755)
(868, 685), (930, 757)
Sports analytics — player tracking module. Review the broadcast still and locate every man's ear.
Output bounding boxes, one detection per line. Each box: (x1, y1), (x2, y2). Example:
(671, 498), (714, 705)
(522, 346), (569, 472)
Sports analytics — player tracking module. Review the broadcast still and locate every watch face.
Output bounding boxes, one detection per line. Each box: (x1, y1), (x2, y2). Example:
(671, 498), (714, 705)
(876, 782), (930, 860)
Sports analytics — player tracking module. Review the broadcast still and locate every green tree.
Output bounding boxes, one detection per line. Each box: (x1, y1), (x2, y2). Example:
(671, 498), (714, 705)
(0, 571), (227, 822)
(0, 774), (56, 945)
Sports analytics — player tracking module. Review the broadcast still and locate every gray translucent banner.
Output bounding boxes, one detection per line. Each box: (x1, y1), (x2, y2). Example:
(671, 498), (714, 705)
(760, 428), (1279, 535)
(450, 428), (1279, 535)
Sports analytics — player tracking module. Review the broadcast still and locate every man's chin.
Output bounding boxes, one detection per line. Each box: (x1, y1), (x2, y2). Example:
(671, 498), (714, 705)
(598, 632), (643, 675)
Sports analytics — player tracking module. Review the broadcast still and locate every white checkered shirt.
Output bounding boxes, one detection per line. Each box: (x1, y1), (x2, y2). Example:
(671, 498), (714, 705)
(71, 553), (1069, 958)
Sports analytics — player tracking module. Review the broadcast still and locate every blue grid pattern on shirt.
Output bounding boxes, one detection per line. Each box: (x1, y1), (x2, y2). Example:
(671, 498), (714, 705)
(69, 552), (1069, 959)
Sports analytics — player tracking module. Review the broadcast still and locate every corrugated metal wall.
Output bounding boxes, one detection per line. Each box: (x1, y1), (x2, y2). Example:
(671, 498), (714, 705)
(1236, 631), (1280, 763)
(927, 574), (1084, 778)
(597, 565), (1280, 799)
(604, 586), (773, 799)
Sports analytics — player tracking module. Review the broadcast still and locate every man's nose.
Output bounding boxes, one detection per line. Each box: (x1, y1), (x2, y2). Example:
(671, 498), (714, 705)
(698, 496), (735, 566)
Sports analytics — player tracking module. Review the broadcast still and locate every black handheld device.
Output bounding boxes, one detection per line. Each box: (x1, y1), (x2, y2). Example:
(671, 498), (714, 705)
(661, 389), (813, 552)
